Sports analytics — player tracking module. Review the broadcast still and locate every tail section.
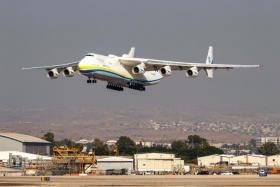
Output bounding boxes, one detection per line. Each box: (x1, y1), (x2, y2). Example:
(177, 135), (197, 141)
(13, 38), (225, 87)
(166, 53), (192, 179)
(205, 46), (214, 78)
(206, 46), (213, 64)
(122, 47), (135, 58)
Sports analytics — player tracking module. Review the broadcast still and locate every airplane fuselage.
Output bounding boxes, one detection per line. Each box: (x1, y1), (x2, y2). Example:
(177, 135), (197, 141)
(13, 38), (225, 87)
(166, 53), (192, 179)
(78, 53), (163, 88)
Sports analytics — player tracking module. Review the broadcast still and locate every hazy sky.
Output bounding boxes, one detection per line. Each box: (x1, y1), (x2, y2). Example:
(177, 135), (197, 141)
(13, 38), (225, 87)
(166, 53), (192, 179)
(0, 0), (279, 113)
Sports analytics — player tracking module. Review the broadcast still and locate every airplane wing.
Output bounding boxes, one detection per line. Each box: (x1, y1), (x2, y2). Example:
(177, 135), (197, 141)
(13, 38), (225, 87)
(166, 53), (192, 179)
(120, 57), (260, 69)
(119, 46), (261, 78)
(22, 61), (79, 71)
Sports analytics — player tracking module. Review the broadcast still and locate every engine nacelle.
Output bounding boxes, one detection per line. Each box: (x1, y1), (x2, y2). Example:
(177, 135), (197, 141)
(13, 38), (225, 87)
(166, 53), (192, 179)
(132, 64), (145, 75)
(186, 67), (199, 78)
(47, 68), (59, 79)
(160, 66), (172, 76)
(63, 67), (75, 77)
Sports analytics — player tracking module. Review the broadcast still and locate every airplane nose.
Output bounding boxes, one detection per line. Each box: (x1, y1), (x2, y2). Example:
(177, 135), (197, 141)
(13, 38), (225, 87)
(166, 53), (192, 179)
(77, 61), (82, 70)
(78, 58), (87, 70)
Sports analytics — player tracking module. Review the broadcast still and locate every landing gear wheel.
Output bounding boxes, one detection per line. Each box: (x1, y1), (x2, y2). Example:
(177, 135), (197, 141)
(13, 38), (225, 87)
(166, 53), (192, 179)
(106, 83), (123, 91)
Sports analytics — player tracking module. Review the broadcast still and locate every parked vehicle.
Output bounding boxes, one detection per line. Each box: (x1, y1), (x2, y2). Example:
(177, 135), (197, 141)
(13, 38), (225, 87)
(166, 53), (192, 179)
(143, 171), (154, 175)
(220, 171), (234, 175)
(196, 171), (209, 175)
(270, 168), (280, 174)
(259, 170), (268, 177)
(232, 171), (240, 175)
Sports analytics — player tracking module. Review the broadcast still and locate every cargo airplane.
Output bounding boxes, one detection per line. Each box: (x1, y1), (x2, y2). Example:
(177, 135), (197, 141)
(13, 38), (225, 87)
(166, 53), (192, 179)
(22, 46), (261, 91)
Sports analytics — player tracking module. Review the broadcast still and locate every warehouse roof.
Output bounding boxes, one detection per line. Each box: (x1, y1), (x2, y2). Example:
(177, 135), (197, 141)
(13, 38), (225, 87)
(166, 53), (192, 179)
(198, 154), (235, 159)
(134, 153), (176, 159)
(0, 133), (50, 144)
(97, 156), (133, 162)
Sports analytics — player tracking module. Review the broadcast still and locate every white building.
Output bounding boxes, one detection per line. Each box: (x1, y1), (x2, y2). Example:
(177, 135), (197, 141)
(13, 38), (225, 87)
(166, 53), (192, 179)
(268, 155), (280, 167)
(256, 137), (280, 147)
(0, 151), (51, 168)
(231, 154), (267, 166)
(153, 142), (172, 148)
(197, 154), (280, 167)
(75, 139), (94, 144)
(197, 154), (234, 166)
(97, 156), (133, 171)
(134, 153), (184, 173)
(106, 140), (117, 146)
(135, 141), (172, 148)
(135, 141), (154, 148)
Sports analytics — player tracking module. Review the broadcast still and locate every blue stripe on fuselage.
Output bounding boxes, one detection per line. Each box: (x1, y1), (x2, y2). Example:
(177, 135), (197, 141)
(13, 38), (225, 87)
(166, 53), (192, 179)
(80, 69), (161, 85)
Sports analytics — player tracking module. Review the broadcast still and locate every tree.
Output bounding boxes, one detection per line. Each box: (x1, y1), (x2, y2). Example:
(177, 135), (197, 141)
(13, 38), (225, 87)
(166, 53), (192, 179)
(93, 138), (109, 155)
(55, 139), (83, 150)
(171, 135), (224, 162)
(42, 132), (55, 155)
(42, 132), (54, 143)
(171, 140), (188, 156)
(187, 135), (209, 148)
(138, 145), (171, 154)
(258, 142), (279, 156)
(116, 136), (137, 155)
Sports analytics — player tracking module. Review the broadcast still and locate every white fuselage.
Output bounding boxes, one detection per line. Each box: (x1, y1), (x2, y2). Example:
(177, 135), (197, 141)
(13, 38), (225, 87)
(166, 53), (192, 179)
(78, 54), (163, 87)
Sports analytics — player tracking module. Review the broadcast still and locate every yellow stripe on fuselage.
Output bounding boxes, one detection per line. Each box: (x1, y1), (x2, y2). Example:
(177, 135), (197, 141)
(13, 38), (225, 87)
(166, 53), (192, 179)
(79, 65), (133, 79)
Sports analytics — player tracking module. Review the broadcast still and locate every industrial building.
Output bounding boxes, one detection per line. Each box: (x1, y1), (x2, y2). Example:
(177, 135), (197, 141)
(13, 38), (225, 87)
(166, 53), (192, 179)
(267, 155), (280, 167)
(0, 133), (51, 156)
(197, 154), (234, 166)
(231, 154), (267, 166)
(0, 166), (22, 176)
(134, 153), (184, 173)
(198, 154), (280, 167)
(0, 151), (51, 163)
(97, 156), (133, 174)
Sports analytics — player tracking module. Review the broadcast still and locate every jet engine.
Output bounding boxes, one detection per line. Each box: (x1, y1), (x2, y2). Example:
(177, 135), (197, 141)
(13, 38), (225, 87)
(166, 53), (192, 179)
(160, 66), (172, 76)
(47, 68), (59, 79)
(63, 67), (75, 77)
(186, 67), (199, 78)
(132, 64), (145, 74)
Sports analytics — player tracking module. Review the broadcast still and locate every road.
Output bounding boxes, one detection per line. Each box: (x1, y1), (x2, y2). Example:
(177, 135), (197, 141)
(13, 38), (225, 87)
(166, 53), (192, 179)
(1, 175), (280, 187)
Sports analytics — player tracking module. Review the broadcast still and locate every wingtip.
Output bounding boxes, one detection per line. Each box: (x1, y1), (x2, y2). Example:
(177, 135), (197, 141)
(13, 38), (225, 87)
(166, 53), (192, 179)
(258, 64), (264, 68)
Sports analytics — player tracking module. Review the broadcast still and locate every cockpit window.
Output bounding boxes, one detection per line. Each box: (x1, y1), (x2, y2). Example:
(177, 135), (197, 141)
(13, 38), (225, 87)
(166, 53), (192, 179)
(86, 53), (94, 57)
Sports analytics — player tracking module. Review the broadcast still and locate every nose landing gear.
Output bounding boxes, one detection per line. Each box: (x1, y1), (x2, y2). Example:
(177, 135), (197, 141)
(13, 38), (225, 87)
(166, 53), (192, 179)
(128, 82), (146, 91)
(87, 78), (97, 84)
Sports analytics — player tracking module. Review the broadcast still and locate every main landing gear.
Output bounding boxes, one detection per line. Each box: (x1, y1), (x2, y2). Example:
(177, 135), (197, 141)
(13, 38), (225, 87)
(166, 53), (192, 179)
(86, 78), (97, 84)
(106, 83), (124, 91)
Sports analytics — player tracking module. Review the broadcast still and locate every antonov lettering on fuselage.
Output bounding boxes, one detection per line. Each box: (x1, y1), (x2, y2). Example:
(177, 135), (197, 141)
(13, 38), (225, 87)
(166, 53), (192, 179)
(22, 46), (261, 91)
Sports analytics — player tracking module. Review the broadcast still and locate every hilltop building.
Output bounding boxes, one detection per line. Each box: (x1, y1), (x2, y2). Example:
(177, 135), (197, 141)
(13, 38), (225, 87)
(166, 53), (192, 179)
(256, 137), (280, 147)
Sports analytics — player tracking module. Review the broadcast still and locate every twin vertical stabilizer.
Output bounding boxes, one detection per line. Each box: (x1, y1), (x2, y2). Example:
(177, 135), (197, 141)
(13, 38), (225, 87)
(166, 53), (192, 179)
(205, 46), (214, 78)
(122, 47), (135, 58)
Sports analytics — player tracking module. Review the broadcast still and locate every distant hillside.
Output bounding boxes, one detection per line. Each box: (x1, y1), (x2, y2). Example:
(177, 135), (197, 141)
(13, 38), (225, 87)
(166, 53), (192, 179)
(0, 106), (279, 143)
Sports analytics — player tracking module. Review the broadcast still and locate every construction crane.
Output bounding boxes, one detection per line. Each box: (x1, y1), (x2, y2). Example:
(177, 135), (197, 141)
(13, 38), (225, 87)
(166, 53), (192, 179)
(52, 147), (97, 175)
